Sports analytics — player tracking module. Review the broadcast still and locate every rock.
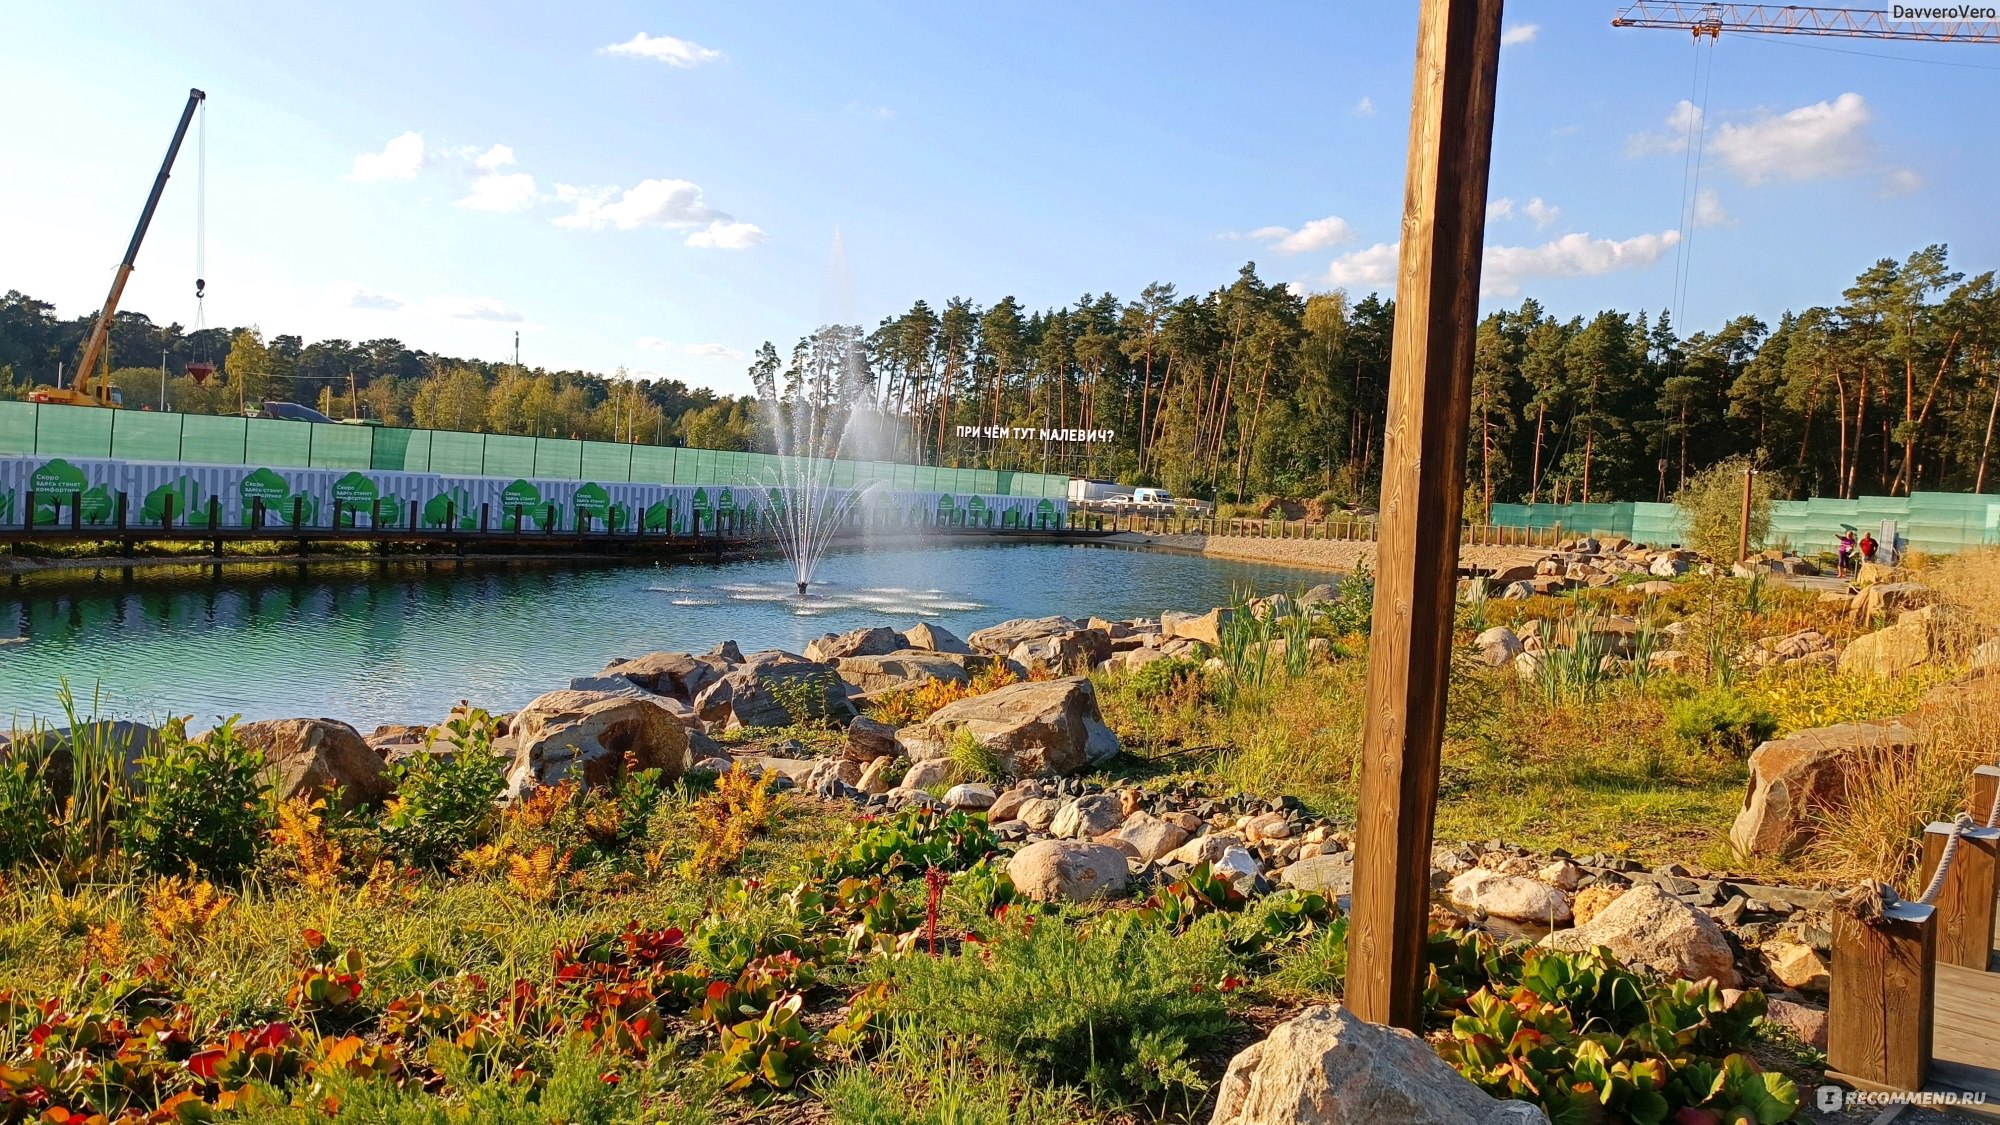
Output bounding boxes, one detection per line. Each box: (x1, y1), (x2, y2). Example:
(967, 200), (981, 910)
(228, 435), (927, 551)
(986, 784), (1036, 823)
(1650, 552), (1690, 578)
(1173, 832), (1246, 866)
(233, 718), (392, 811)
(1430, 845), (1471, 876)
(1006, 840), (1129, 903)
(857, 756), (896, 795)
(1448, 869), (1572, 925)
(1475, 626), (1522, 667)
(893, 677), (1119, 777)
(1536, 860), (1582, 891)
(1114, 813), (1190, 862)
(1, 720), (158, 799)
(844, 715), (902, 762)
(899, 758), (957, 792)
(1016, 796), (1061, 832)
(599, 651), (724, 703)
(1498, 580), (1535, 600)
(835, 651), (972, 694)
(944, 783), (997, 811)
(1730, 720), (1916, 858)
(1760, 941), (1830, 992)
(1856, 560), (1898, 587)
(1572, 884), (1625, 926)
(1006, 628), (1113, 676)
(805, 626), (907, 664)
(1973, 637), (2000, 670)
(1298, 583), (1337, 606)
(690, 755), (734, 775)
(1245, 811), (1292, 842)
(967, 616), (1087, 657)
(706, 640), (744, 664)
(1763, 998), (1828, 1049)
(1279, 853), (1354, 896)
(1851, 580), (1930, 626)
(1051, 793), (1125, 839)
(904, 621), (972, 654)
(1541, 884), (1739, 987)
(507, 690), (691, 796)
(1209, 1004), (1552, 1125)
(1160, 607), (1230, 647)
(1213, 845), (1262, 886)
(698, 651), (857, 730)
(1838, 606), (1943, 678)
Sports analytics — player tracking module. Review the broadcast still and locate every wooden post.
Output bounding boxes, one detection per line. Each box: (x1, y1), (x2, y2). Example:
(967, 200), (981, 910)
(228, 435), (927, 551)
(1828, 897), (1935, 1092)
(1920, 821), (1999, 970)
(1972, 764), (1999, 827)
(1347, 0), (1503, 1031)
(1736, 466), (1755, 562)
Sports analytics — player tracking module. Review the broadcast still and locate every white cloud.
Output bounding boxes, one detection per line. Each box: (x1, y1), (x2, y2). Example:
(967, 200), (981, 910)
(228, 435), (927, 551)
(474, 144), (515, 170)
(1502, 24), (1539, 46)
(1248, 215), (1352, 255)
(1881, 167), (1924, 197)
(1523, 197), (1560, 230)
(1352, 96), (1375, 117)
(1631, 92), (1898, 188)
(1483, 229), (1681, 296)
(335, 283), (404, 311)
(684, 219), (766, 249)
(1321, 228), (1681, 296)
(1324, 242), (1402, 289)
(1693, 188), (1734, 227)
(429, 296), (526, 323)
(456, 172), (539, 212)
(555, 179), (721, 230)
(600, 32), (724, 67)
(684, 342), (743, 359)
(348, 131), (425, 182)
(1488, 197), (1515, 221)
(636, 336), (674, 351)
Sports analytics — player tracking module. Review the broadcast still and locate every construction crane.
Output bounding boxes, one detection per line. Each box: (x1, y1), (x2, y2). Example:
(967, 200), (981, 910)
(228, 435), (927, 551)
(32, 88), (207, 408)
(1612, 3), (2000, 43)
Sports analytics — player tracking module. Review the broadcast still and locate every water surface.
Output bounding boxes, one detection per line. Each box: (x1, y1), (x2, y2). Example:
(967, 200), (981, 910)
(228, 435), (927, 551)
(1, 543), (1326, 729)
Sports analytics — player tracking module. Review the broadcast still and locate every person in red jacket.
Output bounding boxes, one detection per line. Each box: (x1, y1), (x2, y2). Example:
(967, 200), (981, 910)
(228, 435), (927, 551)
(1859, 532), (1878, 564)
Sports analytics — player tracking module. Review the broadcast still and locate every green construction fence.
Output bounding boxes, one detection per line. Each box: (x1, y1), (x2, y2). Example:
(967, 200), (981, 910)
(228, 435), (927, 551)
(1489, 492), (2000, 555)
(0, 401), (1070, 500)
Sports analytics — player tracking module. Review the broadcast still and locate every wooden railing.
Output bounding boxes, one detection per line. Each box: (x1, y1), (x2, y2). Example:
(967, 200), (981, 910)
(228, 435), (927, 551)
(1827, 761), (2000, 1094)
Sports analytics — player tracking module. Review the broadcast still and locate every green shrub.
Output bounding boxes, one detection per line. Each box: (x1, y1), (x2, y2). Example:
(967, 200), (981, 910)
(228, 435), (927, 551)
(943, 728), (1005, 784)
(1673, 456), (1772, 563)
(122, 718), (269, 878)
(1127, 656), (1201, 700)
(1318, 564), (1374, 637)
(1667, 688), (1779, 756)
(817, 808), (998, 881)
(381, 710), (507, 867)
(882, 912), (1233, 1104)
(0, 757), (54, 868)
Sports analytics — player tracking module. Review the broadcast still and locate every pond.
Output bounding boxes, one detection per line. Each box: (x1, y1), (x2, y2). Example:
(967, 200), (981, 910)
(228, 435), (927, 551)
(1, 543), (1331, 729)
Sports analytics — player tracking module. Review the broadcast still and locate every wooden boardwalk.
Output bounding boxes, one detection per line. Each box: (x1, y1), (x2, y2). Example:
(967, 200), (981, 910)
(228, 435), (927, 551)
(1930, 957), (2000, 1118)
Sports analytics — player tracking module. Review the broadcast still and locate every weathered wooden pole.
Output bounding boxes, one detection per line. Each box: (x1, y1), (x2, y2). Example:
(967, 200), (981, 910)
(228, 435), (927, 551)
(1347, 0), (1503, 1030)
(1920, 820), (1999, 970)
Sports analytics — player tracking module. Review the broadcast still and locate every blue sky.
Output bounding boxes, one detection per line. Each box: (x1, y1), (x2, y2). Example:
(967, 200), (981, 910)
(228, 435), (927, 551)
(4, 1), (1996, 395)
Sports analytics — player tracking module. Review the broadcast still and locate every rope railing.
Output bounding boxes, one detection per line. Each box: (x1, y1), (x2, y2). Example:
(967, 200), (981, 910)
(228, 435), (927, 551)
(1914, 812), (1976, 906)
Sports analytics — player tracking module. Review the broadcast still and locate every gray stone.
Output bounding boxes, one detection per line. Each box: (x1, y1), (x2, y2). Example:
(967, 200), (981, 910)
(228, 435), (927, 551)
(1051, 793), (1124, 839)
(894, 677), (1119, 776)
(1016, 796), (1061, 832)
(844, 715), (902, 761)
(1279, 853), (1354, 896)
(1447, 868), (1572, 925)
(1006, 840), (1129, 903)
(506, 690), (691, 796)
(904, 622), (972, 654)
(1210, 1004), (1551, 1125)
(899, 758), (957, 792)
(944, 783), (997, 811)
(696, 651), (857, 730)
(599, 651), (725, 703)
(1541, 883), (1739, 987)
(805, 626), (907, 664)
(233, 717), (391, 811)
(835, 651), (972, 693)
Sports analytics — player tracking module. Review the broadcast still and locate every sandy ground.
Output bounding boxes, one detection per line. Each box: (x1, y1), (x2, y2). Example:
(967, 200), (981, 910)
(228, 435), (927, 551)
(1104, 531), (1546, 576)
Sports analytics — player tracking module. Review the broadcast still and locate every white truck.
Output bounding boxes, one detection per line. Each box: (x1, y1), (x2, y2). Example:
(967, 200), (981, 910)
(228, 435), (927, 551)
(1068, 478), (1134, 504)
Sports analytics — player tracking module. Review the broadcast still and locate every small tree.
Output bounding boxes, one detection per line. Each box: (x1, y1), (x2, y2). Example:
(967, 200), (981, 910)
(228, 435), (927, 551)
(1674, 457), (1772, 562)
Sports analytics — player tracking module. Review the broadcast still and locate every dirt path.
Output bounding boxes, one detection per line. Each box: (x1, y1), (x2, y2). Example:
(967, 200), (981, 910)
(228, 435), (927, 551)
(1103, 531), (1545, 576)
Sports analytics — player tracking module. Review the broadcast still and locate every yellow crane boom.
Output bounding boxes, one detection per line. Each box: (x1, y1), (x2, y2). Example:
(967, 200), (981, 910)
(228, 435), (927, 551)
(1613, 3), (2000, 42)
(34, 87), (206, 408)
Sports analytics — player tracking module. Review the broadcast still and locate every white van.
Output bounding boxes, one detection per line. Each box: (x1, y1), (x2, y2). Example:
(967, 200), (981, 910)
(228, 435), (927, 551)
(1131, 487), (1174, 508)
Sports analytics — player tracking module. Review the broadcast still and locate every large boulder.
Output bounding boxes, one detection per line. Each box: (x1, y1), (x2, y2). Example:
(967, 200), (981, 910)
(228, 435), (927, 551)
(1161, 607), (1230, 647)
(1447, 868), (1572, 925)
(1851, 581), (1932, 627)
(1209, 1004), (1551, 1125)
(1474, 626), (1522, 667)
(0, 720), (158, 800)
(694, 651), (857, 730)
(1279, 853), (1355, 897)
(843, 715), (901, 762)
(507, 690), (691, 796)
(967, 616), (1084, 657)
(1006, 839), (1129, 903)
(893, 677), (1119, 776)
(834, 651), (972, 694)
(1838, 606), (1944, 678)
(1050, 793), (1124, 839)
(233, 718), (391, 810)
(1540, 883), (1739, 987)
(805, 626), (906, 665)
(1113, 813), (1190, 863)
(1730, 719), (1915, 858)
(598, 651), (726, 703)
(905, 622), (972, 654)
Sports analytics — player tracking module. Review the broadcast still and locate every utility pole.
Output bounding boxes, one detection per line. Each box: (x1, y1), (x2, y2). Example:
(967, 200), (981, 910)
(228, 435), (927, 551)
(348, 370), (358, 420)
(1348, 0), (1502, 1032)
(1737, 465), (1756, 562)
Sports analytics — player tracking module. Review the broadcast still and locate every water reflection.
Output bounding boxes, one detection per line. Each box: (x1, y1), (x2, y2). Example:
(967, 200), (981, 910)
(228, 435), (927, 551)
(1, 544), (1325, 729)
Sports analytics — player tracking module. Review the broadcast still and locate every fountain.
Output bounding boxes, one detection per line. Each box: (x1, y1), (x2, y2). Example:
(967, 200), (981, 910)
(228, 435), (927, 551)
(751, 324), (881, 600)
